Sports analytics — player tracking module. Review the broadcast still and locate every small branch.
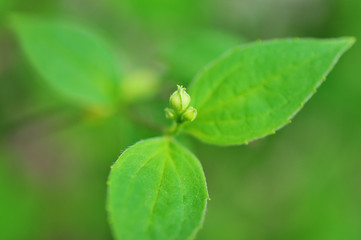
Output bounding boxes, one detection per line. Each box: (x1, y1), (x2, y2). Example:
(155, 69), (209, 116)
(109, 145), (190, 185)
(164, 122), (183, 137)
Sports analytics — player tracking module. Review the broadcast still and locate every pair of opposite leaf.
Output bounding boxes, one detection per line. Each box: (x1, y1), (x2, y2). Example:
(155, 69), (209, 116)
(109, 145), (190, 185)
(11, 14), (355, 240)
(108, 38), (354, 240)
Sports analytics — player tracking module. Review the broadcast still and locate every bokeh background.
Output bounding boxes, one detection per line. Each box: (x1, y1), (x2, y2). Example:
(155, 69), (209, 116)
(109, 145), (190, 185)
(1, 0), (360, 239)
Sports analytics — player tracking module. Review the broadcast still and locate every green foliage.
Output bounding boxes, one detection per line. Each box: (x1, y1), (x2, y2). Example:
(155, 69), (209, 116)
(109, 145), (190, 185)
(184, 38), (355, 145)
(107, 137), (208, 240)
(11, 15), (121, 110)
(6, 11), (356, 240)
(106, 37), (353, 240)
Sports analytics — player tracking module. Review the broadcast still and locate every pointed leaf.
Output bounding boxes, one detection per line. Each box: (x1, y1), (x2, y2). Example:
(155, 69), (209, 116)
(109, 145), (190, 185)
(184, 38), (355, 145)
(11, 15), (121, 109)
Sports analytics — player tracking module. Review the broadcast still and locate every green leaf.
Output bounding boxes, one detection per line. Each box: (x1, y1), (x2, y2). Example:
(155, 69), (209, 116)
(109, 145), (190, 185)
(184, 38), (355, 145)
(120, 69), (161, 103)
(11, 15), (121, 109)
(107, 137), (208, 240)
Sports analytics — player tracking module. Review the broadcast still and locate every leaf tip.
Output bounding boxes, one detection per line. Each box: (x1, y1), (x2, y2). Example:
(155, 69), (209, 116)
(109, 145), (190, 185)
(335, 36), (356, 51)
(345, 36), (356, 45)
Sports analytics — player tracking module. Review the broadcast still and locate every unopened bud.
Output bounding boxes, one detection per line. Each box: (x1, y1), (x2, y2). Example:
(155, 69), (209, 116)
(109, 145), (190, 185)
(169, 85), (191, 113)
(182, 107), (197, 122)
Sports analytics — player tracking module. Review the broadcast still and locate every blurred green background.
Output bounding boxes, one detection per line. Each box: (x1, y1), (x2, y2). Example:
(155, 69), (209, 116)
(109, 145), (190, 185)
(0, 0), (360, 239)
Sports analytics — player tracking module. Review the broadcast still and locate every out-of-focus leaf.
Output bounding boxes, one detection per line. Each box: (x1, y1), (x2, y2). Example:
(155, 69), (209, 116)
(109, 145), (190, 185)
(120, 69), (161, 103)
(184, 38), (354, 145)
(107, 137), (208, 240)
(165, 30), (244, 84)
(11, 15), (121, 110)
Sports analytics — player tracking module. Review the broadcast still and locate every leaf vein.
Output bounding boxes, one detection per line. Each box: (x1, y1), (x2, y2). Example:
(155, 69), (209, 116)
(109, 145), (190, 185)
(146, 152), (167, 232)
(198, 48), (333, 116)
(166, 142), (185, 240)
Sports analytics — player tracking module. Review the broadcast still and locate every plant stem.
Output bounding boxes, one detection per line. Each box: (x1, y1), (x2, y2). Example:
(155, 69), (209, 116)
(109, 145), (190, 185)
(165, 121), (183, 137)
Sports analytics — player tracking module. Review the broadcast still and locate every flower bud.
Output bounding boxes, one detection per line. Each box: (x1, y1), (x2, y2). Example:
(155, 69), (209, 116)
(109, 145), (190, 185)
(169, 85), (191, 113)
(181, 106), (197, 122)
(165, 108), (175, 119)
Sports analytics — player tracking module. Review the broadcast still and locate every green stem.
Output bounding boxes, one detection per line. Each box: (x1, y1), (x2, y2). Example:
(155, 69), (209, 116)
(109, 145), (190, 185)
(165, 121), (183, 137)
